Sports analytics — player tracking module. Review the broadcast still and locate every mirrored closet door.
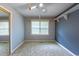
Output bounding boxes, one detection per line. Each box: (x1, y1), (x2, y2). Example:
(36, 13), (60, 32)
(0, 6), (10, 56)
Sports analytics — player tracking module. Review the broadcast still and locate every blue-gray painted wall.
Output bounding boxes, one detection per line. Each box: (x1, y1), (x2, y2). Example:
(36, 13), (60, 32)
(56, 9), (79, 55)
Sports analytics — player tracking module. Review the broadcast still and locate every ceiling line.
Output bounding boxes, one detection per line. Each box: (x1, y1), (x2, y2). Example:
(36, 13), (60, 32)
(55, 3), (78, 18)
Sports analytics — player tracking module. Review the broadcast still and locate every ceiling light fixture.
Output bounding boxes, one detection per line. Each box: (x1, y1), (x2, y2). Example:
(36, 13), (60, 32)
(42, 8), (46, 13)
(31, 6), (37, 10)
(27, 3), (47, 13)
(39, 3), (44, 7)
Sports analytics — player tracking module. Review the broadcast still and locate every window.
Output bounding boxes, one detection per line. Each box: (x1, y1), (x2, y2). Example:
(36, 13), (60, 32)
(0, 22), (9, 35)
(31, 20), (49, 35)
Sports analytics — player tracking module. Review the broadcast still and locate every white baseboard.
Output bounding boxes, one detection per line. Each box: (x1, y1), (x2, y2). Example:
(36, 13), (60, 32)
(56, 42), (76, 56)
(24, 39), (55, 43)
(11, 41), (24, 54)
(0, 41), (9, 42)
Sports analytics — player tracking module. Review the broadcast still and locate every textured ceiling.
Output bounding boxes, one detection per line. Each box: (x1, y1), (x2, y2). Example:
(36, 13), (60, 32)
(0, 3), (74, 17)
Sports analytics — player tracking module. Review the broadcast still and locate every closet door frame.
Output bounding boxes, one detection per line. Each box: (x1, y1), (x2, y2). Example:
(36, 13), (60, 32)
(0, 6), (12, 55)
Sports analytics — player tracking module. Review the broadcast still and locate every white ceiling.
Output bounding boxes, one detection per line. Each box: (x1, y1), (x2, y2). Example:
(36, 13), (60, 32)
(0, 3), (74, 17)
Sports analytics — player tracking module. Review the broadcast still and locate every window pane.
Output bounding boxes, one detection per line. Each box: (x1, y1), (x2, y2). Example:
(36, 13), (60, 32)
(31, 20), (49, 35)
(0, 22), (9, 28)
(40, 28), (48, 34)
(32, 21), (39, 28)
(40, 21), (48, 35)
(40, 21), (48, 28)
(0, 22), (9, 35)
(0, 29), (9, 35)
(32, 28), (39, 34)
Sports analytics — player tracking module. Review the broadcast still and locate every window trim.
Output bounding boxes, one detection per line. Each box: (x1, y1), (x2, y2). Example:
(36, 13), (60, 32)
(31, 20), (49, 35)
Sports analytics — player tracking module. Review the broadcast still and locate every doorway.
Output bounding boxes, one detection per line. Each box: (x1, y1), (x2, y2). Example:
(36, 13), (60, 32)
(0, 6), (11, 56)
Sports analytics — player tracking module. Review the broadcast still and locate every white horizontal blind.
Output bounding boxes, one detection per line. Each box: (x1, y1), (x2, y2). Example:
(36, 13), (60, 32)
(0, 22), (9, 35)
(31, 20), (49, 35)
(40, 21), (48, 34)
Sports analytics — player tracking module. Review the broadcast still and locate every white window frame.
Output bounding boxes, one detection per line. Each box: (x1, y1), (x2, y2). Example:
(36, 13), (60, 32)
(31, 20), (49, 35)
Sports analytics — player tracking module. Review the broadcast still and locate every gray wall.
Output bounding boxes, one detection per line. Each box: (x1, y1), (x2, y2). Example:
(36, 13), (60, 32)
(0, 36), (9, 42)
(11, 10), (24, 53)
(56, 9), (79, 55)
(0, 4), (24, 53)
(24, 19), (55, 41)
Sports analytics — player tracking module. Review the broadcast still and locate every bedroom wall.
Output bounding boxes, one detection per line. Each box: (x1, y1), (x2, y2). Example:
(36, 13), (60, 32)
(0, 36), (9, 42)
(56, 9), (79, 55)
(11, 10), (24, 53)
(0, 4), (24, 53)
(24, 18), (55, 41)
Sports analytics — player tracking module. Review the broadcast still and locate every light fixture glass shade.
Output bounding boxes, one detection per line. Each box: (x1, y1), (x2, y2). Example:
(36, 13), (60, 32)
(31, 6), (37, 10)
(39, 3), (43, 7)
(42, 8), (46, 13)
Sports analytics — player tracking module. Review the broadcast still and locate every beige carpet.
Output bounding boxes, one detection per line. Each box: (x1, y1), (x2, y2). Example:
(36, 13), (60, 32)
(0, 42), (9, 56)
(12, 42), (72, 56)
